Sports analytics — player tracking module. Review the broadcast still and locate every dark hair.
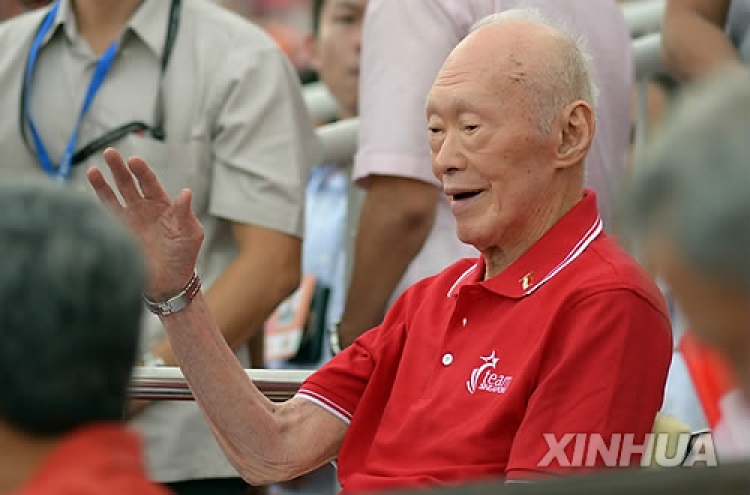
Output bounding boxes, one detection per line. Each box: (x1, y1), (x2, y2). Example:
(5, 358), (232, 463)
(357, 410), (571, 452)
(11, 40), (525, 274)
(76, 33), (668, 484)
(312, 0), (325, 36)
(0, 182), (146, 436)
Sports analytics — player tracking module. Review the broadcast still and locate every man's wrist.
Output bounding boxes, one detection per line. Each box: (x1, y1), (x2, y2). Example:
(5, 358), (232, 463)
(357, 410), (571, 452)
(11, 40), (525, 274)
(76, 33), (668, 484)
(143, 272), (201, 317)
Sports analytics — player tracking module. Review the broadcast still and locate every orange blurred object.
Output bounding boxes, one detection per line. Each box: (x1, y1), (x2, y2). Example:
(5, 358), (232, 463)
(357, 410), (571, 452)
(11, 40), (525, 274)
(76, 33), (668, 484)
(261, 21), (312, 72)
(263, 22), (300, 58)
(679, 331), (735, 428)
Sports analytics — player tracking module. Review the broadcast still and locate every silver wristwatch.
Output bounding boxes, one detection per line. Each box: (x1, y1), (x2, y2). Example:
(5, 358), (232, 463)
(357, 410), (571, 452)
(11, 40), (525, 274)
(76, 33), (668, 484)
(143, 272), (202, 317)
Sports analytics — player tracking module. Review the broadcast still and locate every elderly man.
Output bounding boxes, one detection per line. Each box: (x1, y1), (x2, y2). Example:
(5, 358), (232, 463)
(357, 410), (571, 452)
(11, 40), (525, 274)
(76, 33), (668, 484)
(0, 182), (169, 495)
(627, 68), (750, 459)
(335, 0), (632, 350)
(90, 10), (671, 492)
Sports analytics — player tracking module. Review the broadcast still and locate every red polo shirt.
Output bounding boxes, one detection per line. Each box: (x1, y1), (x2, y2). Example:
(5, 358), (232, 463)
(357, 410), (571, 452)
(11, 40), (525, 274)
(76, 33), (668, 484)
(13, 423), (171, 495)
(297, 191), (672, 493)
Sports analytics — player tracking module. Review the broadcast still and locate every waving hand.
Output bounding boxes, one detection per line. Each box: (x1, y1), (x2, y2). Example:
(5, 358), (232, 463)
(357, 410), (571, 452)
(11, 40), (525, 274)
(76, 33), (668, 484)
(88, 148), (204, 300)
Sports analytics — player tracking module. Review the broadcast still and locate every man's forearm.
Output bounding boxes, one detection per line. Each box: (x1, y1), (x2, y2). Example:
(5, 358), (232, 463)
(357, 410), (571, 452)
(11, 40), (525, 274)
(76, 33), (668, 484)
(339, 177), (438, 347)
(663, 4), (741, 81)
(160, 292), (345, 484)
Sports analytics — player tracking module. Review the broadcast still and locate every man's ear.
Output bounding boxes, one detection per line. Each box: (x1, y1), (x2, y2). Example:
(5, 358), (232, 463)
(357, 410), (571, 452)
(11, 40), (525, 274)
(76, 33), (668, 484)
(554, 100), (595, 169)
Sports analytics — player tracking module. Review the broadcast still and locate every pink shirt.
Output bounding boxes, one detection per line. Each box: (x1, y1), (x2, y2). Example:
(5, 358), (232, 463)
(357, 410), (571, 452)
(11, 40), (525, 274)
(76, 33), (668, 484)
(354, 0), (633, 304)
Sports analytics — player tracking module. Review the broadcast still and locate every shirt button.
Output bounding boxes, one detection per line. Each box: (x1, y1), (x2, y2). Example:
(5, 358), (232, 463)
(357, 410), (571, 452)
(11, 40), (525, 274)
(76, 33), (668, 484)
(442, 353), (453, 366)
(462, 318), (468, 327)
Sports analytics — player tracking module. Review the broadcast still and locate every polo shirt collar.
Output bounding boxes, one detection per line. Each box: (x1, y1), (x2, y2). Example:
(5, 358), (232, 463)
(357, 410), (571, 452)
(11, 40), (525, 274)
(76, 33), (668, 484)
(38, 0), (69, 47)
(128, 0), (171, 59)
(41, 1), (168, 59)
(447, 190), (603, 299)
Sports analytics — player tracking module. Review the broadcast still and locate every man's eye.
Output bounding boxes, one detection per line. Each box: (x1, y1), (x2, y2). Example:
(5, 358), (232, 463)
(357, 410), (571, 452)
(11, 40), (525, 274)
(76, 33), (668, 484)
(428, 127), (443, 135)
(464, 125), (479, 133)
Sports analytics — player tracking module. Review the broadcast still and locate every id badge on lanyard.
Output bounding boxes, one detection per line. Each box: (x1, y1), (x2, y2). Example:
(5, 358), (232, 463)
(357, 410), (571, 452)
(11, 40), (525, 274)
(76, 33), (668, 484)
(23, 1), (119, 182)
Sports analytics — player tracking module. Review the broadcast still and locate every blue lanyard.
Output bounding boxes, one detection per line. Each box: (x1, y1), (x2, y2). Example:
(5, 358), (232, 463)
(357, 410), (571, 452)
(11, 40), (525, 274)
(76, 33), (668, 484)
(24, 1), (120, 181)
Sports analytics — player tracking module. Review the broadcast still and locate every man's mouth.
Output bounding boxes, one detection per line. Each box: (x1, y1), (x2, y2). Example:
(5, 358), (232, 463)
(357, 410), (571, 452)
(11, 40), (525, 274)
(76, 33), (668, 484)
(451, 190), (483, 201)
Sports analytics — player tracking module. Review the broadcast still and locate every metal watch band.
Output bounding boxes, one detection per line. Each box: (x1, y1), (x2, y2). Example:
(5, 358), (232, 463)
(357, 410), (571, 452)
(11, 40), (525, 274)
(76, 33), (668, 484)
(143, 272), (201, 317)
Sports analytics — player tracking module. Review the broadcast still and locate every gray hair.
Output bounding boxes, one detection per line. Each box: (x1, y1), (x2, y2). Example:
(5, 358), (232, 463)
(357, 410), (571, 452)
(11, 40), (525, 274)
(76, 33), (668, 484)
(626, 68), (750, 292)
(0, 181), (146, 435)
(470, 9), (599, 134)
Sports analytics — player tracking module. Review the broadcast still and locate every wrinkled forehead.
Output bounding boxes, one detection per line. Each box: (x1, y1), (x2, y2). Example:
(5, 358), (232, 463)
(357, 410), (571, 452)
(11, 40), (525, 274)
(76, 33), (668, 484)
(426, 28), (538, 114)
(425, 58), (521, 117)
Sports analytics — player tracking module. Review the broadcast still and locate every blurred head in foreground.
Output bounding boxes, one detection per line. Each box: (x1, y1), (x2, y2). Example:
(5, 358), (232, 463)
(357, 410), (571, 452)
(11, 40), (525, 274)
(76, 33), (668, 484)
(0, 182), (146, 489)
(627, 68), (750, 401)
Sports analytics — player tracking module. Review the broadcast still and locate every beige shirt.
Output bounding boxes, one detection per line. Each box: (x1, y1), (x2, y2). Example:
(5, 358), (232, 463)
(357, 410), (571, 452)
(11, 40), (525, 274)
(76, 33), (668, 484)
(0, 0), (319, 482)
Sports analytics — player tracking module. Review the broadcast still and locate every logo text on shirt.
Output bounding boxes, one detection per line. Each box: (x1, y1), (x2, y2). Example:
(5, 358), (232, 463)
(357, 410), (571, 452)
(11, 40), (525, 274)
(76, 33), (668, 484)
(466, 351), (513, 395)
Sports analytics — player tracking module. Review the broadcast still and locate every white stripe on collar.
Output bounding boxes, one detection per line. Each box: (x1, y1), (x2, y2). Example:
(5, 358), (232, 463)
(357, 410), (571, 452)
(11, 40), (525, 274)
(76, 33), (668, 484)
(445, 217), (603, 298)
(523, 217), (603, 296)
(447, 264), (478, 297)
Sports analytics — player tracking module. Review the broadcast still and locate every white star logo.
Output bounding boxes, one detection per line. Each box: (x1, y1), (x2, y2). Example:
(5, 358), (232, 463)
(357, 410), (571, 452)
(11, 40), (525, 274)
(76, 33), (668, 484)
(467, 351), (499, 394)
(480, 350), (499, 368)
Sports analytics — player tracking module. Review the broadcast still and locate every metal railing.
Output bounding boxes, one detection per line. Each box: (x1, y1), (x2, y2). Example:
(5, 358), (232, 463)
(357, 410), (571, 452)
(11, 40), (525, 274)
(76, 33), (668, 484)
(130, 367), (312, 402)
(624, 0), (665, 38)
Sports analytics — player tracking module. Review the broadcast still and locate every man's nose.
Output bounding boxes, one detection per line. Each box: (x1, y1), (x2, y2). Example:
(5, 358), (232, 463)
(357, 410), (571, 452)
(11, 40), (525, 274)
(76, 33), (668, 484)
(432, 130), (466, 176)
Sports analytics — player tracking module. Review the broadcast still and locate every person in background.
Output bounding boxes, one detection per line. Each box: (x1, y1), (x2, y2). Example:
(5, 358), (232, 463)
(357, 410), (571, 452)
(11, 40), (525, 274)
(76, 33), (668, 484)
(626, 67), (750, 460)
(89, 11), (671, 492)
(0, 0), (49, 21)
(335, 0), (634, 349)
(0, 182), (170, 495)
(300, 0), (364, 348)
(268, 2), (365, 493)
(662, 0), (750, 82)
(0, 0), (23, 19)
(0, 1), (318, 494)
(652, 0), (750, 434)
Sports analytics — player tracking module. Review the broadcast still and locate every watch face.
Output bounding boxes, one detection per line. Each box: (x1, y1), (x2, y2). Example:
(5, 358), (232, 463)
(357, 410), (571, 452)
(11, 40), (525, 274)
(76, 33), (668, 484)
(144, 273), (202, 317)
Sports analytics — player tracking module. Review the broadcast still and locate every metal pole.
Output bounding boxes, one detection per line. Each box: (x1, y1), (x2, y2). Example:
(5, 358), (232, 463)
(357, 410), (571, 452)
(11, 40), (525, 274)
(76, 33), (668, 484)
(303, 81), (339, 124)
(318, 118), (359, 167)
(130, 367), (312, 402)
(623, 0), (666, 38)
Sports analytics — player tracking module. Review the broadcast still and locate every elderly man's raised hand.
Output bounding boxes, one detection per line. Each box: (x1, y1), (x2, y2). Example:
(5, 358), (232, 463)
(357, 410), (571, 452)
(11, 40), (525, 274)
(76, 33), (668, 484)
(88, 148), (204, 301)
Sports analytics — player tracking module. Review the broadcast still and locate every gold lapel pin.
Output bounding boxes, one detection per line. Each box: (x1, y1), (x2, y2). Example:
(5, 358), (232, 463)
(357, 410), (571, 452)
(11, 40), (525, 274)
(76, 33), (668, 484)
(520, 272), (534, 291)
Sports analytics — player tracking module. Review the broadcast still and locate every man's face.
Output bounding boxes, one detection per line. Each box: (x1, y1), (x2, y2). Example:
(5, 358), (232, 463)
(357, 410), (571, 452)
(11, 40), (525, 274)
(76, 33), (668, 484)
(426, 55), (557, 252)
(311, 0), (366, 119)
(649, 237), (750, 400)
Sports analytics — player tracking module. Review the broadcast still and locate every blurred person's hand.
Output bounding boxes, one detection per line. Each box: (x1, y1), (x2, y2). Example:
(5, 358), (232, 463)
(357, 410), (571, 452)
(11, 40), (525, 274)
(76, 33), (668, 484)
(662, 0), (742, 81)
(88, 148), (204, 301)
